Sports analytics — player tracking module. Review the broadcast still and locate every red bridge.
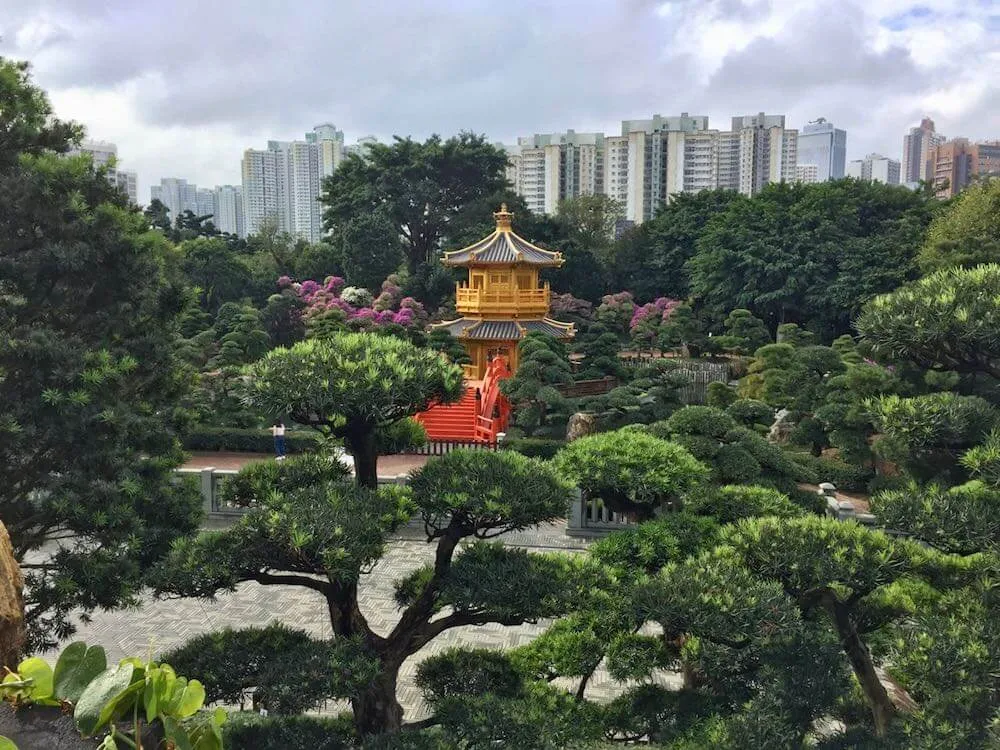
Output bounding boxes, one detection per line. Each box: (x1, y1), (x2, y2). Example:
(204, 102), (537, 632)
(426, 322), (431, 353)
(415, 357), (512, 443)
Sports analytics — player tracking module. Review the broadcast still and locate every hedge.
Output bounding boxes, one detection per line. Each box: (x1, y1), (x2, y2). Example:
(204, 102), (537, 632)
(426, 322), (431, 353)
(786, 452), (873, 492)
(224, 713), (355, 750)
(501, 437), (566, 460)
(183, 425), (323, 454)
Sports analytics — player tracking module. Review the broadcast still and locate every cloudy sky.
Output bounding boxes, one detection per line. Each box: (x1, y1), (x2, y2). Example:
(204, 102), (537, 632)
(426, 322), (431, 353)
(3, 0), (997, 202)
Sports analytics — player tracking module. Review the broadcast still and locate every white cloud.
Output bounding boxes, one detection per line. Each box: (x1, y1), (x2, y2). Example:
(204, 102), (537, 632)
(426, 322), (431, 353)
(1, 0), (996, 203)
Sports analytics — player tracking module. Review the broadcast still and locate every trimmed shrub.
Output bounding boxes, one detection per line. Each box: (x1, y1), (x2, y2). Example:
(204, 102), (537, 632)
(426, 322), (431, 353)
(726, 399), (774, 429)
(224, 713), (355, 750)
(706, 381), (737, 408)
(376, 417), (427, 454)
(689, 485), (805, 525)
(786, 453), (873, 492)
(502, 437), (566, 460)
(416, 648), (524, 703)
(160, 623), (344, 714)
(219, 453), (351, 507)
(184, 425), (323, 454)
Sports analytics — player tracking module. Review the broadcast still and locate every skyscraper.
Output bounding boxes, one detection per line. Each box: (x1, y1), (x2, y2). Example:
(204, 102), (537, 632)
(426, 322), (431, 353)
(901, 117), (945, 184)
(731, 113), (798, 197)
(240, 125), (344, 241)
(506, 130), (605, 215)
(213, 185), (244, 237)
(67, 140), (138, 204)
(196, 188), (216, 218)
(150, 178), (197, 219)
(796, 118), (847, 181)
(926, 138), (1000, 198)
(846, 154), (900, 184)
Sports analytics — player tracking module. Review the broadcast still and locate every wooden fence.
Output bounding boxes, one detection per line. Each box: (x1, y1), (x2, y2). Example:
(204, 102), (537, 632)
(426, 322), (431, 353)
(555, 377), (620, 398)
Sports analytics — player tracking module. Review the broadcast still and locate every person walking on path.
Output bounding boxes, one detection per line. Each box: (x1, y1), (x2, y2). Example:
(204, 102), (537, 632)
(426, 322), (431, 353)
(272, 421), (286, 460)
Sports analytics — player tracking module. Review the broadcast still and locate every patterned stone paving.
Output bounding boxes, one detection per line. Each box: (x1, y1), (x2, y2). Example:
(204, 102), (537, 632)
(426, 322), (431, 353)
(69, 530), (677, 720)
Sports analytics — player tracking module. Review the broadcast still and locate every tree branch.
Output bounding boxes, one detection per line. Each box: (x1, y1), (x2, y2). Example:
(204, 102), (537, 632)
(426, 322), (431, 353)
(253, 571), (332, 596)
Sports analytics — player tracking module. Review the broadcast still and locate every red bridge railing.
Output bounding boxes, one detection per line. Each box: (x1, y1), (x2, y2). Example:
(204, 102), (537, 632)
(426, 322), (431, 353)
(475, 356), (512, 442)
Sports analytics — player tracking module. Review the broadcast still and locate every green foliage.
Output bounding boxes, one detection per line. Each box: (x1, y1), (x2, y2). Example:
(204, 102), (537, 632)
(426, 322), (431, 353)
(857, 264), (1000, 381)
(501, 333), (575, 437)
(869, 392), (998, 483)
(871, 480), (1000, 556)
(1, 642), (223, 750)
(244, 333), (463, 486)
(590, 514), (720, 575)
(553, 428), (708, 519)
(180, 237), (254, 313)
(576, 322), (625, 379)
(416, 648), (524, 704)
(161, 624), (377, 714)
(321, 133), (509, 275)
(705, 380), (737, 408)
(425, 328), (471, 366)
(659, 303), (709, 357)
(725, 398), (773, 429)
(584, 359), (687, 430)
(0, 93), (201, 648)
(183, 425), (323, 454)
(784, 452), (872, 492)
(339, 208), (404, 292)
(408, 449), (572, 536)
(651, 406), (809, 488)
(715, 309), (771, 355)
(961, 430), (1000, 487)
(688, 485), (805, 525)
(687, 180), (933, 338)
(919, 179), (1000, 272)
(224, 712), (355, 750)
(500, 437), (566, 459)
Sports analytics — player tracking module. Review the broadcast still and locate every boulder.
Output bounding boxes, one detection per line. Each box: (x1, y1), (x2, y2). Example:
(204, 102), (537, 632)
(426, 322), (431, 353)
(0, 520), (24, 670)
(566, 412), (598, 442)
(767, 408), (795, 444)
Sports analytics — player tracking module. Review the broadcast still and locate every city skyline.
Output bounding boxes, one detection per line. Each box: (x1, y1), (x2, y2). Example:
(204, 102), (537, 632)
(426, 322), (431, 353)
(3, 0), (996, 203)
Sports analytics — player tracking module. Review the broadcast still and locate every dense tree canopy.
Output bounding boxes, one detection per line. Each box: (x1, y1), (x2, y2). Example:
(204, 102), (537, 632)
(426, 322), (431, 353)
(919, 179), (1000, 272)
(0, 57), (200, 651)
(321, 133), (509, 275)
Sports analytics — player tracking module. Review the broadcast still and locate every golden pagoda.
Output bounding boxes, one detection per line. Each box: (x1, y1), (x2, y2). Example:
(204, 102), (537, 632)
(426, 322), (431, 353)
(436, 204), (575, 379)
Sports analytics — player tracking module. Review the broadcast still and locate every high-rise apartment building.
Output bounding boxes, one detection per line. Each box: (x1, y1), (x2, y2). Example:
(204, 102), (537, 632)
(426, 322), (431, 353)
(195, 188), (216, 218)
(505, 112), (797, 224)
(150, 178), (198, 219)
(846, 154), (901, 184)
(68, 140), (138, 204)
(901, 117), (945, 184)
(213, 185), (244, 237)
(732, 113), (798, 197)
(795, 164), (820, 184)
(796, 118), (847, 182)
(241, 124), (347, 241)
(927, 138), (1000, 198)
(505, 130), (604, 215)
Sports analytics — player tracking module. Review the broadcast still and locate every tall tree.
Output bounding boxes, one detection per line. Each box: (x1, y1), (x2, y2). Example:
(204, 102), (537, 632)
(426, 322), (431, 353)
(321, 133), (510, 274)
(0, 58), (201, 651)
(918, 179), (1000, 272)
(339, 208), (404, 292)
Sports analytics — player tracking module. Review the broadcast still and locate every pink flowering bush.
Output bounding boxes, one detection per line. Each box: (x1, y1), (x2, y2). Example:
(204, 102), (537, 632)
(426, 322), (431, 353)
(594, 291), (636, 336)
(629, 297), (681, 352)
(280, 274), (428, 338)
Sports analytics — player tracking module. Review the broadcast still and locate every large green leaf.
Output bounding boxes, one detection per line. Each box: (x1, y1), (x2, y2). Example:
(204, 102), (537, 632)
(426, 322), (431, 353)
(54, 642), (108, 703)
(74, 663), (135, 736)
(0, 735), (18, 750)
(16, 657), (53, 700)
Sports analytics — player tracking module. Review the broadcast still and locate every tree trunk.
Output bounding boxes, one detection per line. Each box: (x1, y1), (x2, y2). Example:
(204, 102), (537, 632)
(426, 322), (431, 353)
(0, 521), (25, 668)
(823, 594), (896, 736)
(346, 427), (379, 489)
(352, 669), (404, 736)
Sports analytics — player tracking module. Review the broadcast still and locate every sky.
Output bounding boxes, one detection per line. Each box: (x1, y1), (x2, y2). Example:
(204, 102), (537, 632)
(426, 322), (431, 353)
(2, 0), (998, 202)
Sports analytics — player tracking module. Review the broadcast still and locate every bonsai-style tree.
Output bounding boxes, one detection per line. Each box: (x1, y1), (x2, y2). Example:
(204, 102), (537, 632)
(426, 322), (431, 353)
(553, 429), (708, 520)
(723, 516), (934, 736)
(153, 450), (575, 737)
(501, 333), (574, 438)
(857, 264), (1000, 382)
(244, 333), (463, 487)
(715, 308), (771, 355)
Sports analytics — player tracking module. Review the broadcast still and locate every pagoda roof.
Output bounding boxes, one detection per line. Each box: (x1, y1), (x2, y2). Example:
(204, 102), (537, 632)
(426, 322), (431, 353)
(442, 204), (564, 267)
(436, 317), (575, 341)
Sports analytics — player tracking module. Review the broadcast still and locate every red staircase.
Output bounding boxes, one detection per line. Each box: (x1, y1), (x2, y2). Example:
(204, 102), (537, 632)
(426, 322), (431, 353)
(416, 357), (512, 443)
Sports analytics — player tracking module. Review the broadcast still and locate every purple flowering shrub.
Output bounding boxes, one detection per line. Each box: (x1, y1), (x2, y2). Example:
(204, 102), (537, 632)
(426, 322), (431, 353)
(280, 274), (428, 335)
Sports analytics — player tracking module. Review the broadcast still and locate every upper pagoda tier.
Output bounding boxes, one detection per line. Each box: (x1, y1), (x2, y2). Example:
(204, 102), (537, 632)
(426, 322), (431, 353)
(442, 204), (564, 268)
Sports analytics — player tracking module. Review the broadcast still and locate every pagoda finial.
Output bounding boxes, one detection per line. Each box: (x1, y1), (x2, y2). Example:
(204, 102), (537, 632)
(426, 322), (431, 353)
(493, 203), (513, 231)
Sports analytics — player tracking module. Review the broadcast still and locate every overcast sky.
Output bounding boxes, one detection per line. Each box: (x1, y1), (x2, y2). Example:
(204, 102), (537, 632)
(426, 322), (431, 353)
(2, 0), (997, 202)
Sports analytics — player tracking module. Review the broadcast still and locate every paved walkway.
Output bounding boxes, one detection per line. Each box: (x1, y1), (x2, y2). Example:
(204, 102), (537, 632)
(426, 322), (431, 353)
(183, 451), (430, 477)
(70, 534), (665, 720)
